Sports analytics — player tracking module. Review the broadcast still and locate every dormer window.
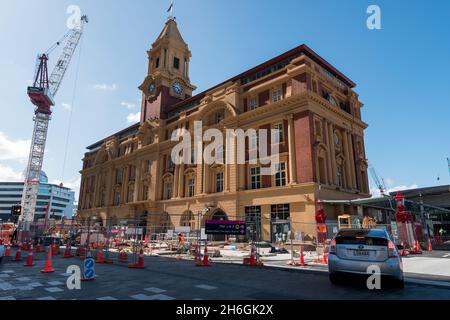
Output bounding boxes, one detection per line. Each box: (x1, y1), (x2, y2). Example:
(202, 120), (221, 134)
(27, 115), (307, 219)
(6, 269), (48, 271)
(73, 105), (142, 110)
(248, 97), (258, 111)
(271, 87), (282, 102)
(173, 57), (180, 70)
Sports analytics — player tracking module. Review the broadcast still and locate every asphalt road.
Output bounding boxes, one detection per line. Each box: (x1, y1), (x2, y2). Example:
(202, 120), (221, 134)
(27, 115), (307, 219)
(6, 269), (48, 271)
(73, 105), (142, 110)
(0, 250), (450, 300)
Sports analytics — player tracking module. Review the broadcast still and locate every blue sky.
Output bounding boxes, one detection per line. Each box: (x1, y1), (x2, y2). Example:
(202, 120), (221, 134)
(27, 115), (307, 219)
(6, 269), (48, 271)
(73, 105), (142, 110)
(1, 0), (449, 199)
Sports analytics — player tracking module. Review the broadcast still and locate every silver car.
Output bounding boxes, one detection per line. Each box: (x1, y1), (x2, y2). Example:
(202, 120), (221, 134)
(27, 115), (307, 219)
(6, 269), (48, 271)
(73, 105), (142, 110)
(328, 228), (404, 288)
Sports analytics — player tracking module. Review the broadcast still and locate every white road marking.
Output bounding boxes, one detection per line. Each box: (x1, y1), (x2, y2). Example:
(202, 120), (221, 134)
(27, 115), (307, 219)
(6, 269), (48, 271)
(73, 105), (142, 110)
(45, 287), (64, 293)
(16, 277), (32, 282)
(17, 286), (34, 291)
(0, 274), (10, 279)
(442, 254), (450, 258)
(29, 282), (43, 287)
(131, 294), (154, 300)
(0, 282), (16, 291)
(37, 296), (57, 300)
(48, 281), (64, 286)
(149, 294), (176, 300)
(0, 296), (16, 300)
(1, 270), (15, 274)
(97, 296), (118, 300)
(195, 284), (217, 290)
(144, 287), (166, 294)
(131, 293), (175, 300)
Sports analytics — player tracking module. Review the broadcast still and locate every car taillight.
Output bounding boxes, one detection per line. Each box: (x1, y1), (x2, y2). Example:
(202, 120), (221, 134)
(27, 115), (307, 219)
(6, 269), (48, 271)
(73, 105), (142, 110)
(329, 239), (336, 255)
(388, 241), (398, 258)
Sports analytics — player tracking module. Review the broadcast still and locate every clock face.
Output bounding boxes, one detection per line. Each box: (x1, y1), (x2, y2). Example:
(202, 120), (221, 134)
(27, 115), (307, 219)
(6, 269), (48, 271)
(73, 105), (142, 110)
(172, 81), (184, 95)
(148, 83), (156, 95)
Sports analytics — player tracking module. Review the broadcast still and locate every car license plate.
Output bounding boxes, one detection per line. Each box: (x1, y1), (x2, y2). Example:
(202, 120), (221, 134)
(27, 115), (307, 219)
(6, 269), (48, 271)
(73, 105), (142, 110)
(353, 250), (370, 256)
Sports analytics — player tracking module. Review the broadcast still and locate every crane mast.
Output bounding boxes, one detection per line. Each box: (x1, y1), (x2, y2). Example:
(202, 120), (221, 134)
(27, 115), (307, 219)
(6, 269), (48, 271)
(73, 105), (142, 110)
(19, 16), (88, 231)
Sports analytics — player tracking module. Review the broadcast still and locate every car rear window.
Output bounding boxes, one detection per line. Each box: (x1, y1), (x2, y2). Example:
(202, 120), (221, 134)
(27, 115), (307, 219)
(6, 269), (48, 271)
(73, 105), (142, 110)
(336, 236), (388, 246)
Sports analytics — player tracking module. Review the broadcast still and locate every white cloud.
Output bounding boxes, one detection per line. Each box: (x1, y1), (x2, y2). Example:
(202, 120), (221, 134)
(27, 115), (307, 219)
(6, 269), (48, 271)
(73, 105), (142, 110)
(93, 83), (118, 91)
(0, 132), (30, 162)
(127, 112), (141, 124)
(61, 103), (72, 111)
(0, 164), (24, 182)
(121, 101), (136, 109)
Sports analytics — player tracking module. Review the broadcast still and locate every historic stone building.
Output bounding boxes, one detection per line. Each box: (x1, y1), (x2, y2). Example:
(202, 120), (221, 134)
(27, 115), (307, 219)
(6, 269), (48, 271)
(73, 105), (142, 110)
(77, 18), (370, 242)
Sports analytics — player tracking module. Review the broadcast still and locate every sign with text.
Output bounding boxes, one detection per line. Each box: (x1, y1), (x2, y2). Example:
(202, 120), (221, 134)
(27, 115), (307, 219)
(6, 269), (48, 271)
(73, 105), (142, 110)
(205, 220), (246, 235)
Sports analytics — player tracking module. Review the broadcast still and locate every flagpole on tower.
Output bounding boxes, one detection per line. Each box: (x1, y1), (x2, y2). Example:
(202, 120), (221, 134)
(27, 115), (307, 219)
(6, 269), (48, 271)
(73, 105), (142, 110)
(167, 0), (175, 20)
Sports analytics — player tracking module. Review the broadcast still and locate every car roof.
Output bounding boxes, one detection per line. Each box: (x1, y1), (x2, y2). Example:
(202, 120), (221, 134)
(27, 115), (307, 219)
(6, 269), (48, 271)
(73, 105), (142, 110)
(336, 228), (388, 239)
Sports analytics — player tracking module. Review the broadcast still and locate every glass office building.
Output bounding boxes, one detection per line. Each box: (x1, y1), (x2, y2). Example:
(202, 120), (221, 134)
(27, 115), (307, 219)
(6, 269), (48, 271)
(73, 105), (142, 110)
(0, 171), (75, 222)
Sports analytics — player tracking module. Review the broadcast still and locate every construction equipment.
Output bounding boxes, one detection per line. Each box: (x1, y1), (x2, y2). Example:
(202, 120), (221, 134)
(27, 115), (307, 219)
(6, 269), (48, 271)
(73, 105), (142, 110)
(19, 15), (88, 235)
(369, 164), (387, 196)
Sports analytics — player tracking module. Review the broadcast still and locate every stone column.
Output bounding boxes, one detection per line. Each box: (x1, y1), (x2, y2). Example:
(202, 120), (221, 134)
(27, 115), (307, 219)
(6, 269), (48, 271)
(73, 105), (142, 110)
(328, 123), (337, 185)
(133, 160), (142, 203)
(342, 132), (352, 190)
(178, 163), (185, 198)
(105, 166), (113, 206)
(324, 121), (333, 186)
(347, 133), (357, 189)
(173, 165), (179, 198)
(287, 114), (298, 184)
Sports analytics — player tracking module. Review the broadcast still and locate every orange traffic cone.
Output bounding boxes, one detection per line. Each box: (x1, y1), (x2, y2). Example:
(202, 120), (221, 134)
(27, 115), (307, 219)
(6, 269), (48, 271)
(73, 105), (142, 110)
(128, 249), (144, 269)
(249, 245), (256, 266)
(322, 250), (328, 264)
(96, 248), (105, 264)
(24, 245), (35, 267)
(5, 243), (11, 257)
(428, 239), (433, 252)
(400, 242), (407, 256)
(63, 239), (73, 258)
(14, 242), (22, 261)
(41, 247), (55, 273)
(296, 245), (308, 266)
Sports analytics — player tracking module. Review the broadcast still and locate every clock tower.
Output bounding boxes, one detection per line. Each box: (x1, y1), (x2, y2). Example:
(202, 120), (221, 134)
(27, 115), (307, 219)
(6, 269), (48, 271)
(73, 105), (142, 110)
(139, 18), (196, 121)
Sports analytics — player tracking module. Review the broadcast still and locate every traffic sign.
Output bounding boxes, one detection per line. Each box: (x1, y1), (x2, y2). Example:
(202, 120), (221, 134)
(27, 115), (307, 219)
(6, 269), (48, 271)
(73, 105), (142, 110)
(82, 257), (95, 281)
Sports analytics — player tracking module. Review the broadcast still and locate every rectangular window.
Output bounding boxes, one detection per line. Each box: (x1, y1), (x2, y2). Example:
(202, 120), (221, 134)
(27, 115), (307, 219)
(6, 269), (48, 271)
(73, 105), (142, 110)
(188, 178), (195, 197)
(271, 204), (290, 221)
(274, 123), (284, 144)
(245, 206), (262, 241)
(275, 162), (287, 187)
(216, 172), (224, 193)
(250, 167), (261, 190)
(113, 190), (121, 206)
(166, 156), (174, 171)
(164, 182), (173, 200)
(248, 97), (258, 111)
(115, 168), (123, 184)
(271, 88), (282, 102)
(155, 57), (160, 69)
(173, 57), (180, 69)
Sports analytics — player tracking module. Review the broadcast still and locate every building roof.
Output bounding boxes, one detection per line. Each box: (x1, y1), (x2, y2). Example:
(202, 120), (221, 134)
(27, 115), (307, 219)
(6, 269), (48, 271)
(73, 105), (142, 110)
(86, 123), (140, 151)
(389, 185), (450, 198)
(86, 38), (357, 151)
(166, 44), (356, 115)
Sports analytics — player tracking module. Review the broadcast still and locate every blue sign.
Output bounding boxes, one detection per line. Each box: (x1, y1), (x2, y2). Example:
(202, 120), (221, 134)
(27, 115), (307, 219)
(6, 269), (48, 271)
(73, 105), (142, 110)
(83, 257), (95, 279)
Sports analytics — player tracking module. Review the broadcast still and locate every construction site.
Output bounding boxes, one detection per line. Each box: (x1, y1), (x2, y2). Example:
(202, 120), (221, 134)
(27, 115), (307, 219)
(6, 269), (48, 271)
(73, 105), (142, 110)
(1, 2), (450, 303)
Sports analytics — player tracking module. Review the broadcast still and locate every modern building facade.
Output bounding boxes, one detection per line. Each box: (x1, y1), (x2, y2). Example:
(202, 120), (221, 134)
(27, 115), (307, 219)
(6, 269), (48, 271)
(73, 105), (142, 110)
(0, 171), (75, 222)
(77, 18), (370, 242)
